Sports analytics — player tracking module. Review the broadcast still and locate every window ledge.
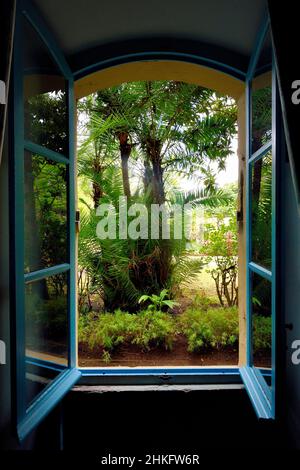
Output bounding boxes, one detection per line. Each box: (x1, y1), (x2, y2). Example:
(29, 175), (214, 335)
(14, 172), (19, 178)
(72, 384), (244, 394)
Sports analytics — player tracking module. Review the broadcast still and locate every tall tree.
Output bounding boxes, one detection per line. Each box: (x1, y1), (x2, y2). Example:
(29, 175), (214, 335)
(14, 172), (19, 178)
(78, 81), (237, 309)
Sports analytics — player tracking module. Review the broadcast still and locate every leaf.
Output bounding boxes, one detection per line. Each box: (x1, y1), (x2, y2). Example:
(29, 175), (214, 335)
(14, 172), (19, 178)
(159, 289), (169, 300)
(138, 295), (150, 304)
(162, 300), (179, 308)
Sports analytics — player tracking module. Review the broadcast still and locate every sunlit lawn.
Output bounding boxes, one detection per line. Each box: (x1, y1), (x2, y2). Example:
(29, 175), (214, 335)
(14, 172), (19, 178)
(180, 256), (219, 303)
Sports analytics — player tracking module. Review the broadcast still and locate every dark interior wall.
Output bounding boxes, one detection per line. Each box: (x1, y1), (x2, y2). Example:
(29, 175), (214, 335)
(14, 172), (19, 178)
(62, 387), (284, 454)
(281, 153), (300, 448)
(0, 122), (13, 450)
(0, 120), (45, 451)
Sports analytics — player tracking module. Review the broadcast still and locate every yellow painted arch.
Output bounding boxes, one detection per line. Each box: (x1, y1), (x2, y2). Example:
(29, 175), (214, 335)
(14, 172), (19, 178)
(74, 60), (245, 99)
(74, 59), (247, 365)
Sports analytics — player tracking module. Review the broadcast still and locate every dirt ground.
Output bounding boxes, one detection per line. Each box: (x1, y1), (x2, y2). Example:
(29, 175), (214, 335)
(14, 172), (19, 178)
(77, 267), (239, 368)
(78, 335), (239, 368)
(77, 262), (271, 369)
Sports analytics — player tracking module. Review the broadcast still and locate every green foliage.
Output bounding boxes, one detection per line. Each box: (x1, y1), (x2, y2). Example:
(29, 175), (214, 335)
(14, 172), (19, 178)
(24, 155), (67, 281)
(252, 315), (272, 351)
(77, 175), (209, 312)
(200, 195), (238, 307)
(84, 81), (237, 178)
(138, 289), (179, 312)
(26, 291), (67, 351)
(78, 309), (177, 360)
(101, 350), (112, 364)
(178, 306), (239, 352)
(25, 91), (67, 154)
(78, 300), (270, 361)
(77, 167), (144, 311)
(251, 152), (272, 268)
(77, 81), (237, 312)
(79, 309), (132, 351)
(189, 293), (221, 311)
(252, 87), (272, 148)
(129, 311), (177, 351)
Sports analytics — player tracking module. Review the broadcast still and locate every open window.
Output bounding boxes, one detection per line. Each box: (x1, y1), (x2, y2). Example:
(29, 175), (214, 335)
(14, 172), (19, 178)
(11, 0), (80, 440)
(240, 19), (279, 419)
(76, 80), (240, 370)
(11, 1), (281, 442)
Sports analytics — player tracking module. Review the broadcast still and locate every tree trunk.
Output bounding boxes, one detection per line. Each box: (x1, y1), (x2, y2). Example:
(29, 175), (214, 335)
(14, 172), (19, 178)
(143, 159), (153, 197)
(144, 138), (171, 286)
(151, 159), (165, 205)
(120, 153), (131, 199)
(118, 132), (132, 199)
(252, 158), (262, 206)
(93, 182), (103, 209)
(92, 157), (103, 209)
(145, 137), (165, 204)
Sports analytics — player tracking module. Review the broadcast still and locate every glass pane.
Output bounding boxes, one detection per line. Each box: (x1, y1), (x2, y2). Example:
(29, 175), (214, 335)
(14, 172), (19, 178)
(251, 30), (272, 154)
(25, 273), (68, 405)
(251, 272), (272, 370)
(251, 151), (272, 270)
(26, 366), (61, 408)
(23, 17), (68, 155)
(24, 152), (68, 273)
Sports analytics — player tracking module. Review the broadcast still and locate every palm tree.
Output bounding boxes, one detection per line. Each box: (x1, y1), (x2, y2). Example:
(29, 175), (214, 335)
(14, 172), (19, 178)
(81, 81), (237, 204)
(77, 80), (237, 311)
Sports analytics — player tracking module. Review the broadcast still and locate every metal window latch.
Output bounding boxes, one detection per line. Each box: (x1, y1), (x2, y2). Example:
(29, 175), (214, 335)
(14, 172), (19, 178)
(0, 81), (6, 105)
(75, 210), (80, 232)
(159, 374), (171, 382)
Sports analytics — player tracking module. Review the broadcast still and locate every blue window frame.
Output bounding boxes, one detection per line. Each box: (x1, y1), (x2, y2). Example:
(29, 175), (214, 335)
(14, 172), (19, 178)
(11, 0), (80, 441)
(11, 2), (280, 441)
(240, 15), (279, 419)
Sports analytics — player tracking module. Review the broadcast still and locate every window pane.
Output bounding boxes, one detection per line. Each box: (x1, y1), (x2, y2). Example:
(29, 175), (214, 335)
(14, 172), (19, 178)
(25, 273), (68, 406)
(26, 366), (61, 409)
(251, 30), (272, 154)
(251, 272), (272, 370)
(23, 17), (68, 155)
(24, 152), (68, 273)
(251, 151), (272, 270)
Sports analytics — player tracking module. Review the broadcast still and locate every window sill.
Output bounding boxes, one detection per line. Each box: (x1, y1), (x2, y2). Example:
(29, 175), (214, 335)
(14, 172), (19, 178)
(78, 366), (242, 386)
(72, 383), (244, 393)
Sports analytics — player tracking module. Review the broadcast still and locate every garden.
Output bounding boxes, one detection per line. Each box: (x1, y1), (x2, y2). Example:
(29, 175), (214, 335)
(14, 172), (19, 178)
(75, 80), (272, 367)
(23, 79), (272, 367)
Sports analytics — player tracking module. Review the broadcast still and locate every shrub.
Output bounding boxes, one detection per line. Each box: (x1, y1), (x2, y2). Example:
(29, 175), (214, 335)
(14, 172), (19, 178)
(79, 305), (271, 361)
(78, 309), (134, 351)
(200, 201), (238, 307)
(78, 309), (177, 361)
(179, 306), (239, 352)
(130, 311), (177, 351)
